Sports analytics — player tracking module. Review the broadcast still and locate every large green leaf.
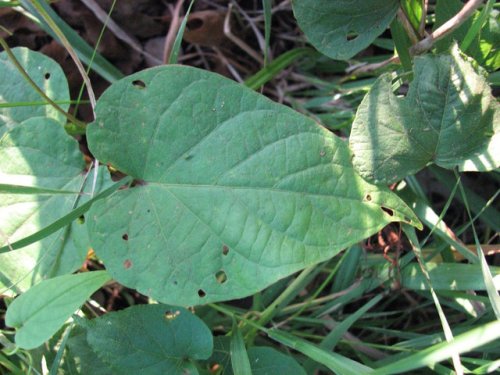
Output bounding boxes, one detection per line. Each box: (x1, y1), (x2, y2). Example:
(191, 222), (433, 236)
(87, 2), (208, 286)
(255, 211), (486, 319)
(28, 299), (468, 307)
(350, 45), (499, 184)
(0, 118), (113, 295)
(0, 47), (70, 136)
(5, 271), (111, 349)
(86, 65), (419, 306)
(292, 0), (399, 60)
(78, 304), (213, 375)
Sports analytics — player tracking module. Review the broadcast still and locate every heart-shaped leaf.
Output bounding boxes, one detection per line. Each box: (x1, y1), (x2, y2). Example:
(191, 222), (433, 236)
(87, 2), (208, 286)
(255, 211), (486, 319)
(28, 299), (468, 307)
(5, 271), (111, 349)
(350, 45), (499, 184)
(0, 47), (70, 136)
(292, 0), (399, 60)
(0, 118), (113, 295)
(78, 304), (213, 375)
(86, 65), (420, 306)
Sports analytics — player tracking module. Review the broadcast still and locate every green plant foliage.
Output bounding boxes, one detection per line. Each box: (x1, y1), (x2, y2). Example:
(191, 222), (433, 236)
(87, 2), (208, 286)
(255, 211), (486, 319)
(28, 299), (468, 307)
(435, 0), (500, 71)
(292, 0), (399, 60)
(402, 263), (500, 291)
(86, 65), (420, 306)
(66, 326), (112, 375)
(77, 304), (213, 375)
(0, 47), (69, 136)
(5, 271), (111, 350)
(350, 45), (499, 184)
(205, 337), (306, 375)
(0, 118), (113, 295)
(230, 321), (252, 375)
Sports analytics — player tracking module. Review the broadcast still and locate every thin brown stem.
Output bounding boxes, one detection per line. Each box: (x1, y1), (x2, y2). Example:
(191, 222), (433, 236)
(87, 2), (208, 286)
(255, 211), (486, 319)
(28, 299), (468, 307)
(419, 0), (429, 37)
(397, 7), (420, 44)
(411, 0), (484, 55)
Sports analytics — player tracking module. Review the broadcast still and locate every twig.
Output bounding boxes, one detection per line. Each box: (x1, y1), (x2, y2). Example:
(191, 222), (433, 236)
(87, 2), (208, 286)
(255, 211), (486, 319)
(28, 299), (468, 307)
(419, 0), (429, 37)
(163, 0), (183, 64)
(224, 3), (264, 66)
(347, 0), (484, 77)
(397, 7), (420, 44)
(345, 55), (400, 77)
(410, 0), (484, 55)
(80, 0), (162, 65)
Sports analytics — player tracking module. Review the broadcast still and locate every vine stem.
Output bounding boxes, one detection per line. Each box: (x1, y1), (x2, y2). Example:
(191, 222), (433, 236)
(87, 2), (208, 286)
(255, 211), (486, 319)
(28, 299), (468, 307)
(348, 0), (485, 77)
(410, 0), (485, 55)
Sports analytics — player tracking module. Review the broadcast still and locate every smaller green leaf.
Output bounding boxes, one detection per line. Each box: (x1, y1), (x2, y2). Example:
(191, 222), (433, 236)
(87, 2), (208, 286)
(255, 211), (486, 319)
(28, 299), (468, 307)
(0, 47), (69, 135)
(230, 321), (252, 375)
(80, 304), (213, 375)
(5, 271), (111, 349)
(350, 44), (499, 184)
(292, 0), (399, 60)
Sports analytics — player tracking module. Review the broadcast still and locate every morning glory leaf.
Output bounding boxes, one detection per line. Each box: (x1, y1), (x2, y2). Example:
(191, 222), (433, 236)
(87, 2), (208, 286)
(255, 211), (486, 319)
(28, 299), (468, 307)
(292, 0), (399, 60)
(86, 65), (420, 306)
(350, 44), (499, 184)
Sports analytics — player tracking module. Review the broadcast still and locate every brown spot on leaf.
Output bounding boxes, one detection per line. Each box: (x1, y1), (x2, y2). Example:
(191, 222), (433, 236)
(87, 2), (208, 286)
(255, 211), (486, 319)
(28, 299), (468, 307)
(123, 259), (132, 269)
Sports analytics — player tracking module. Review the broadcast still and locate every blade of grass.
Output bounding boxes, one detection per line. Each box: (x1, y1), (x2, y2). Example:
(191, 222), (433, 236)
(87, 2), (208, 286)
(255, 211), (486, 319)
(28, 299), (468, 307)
(262, 0), (271, 66)
(404, 224), (463, 375)
(399, 187), (478, 263)
(331, 245), (362, 293)
(0, 184), (82, 195)
(460, 0), (495, 52)
(244, 263), (324, 343)
(401, 263), (500, 291)
(371, 319), (500, 374)
(0, 100), (86, 108)
(0, 37), (86, 131)
(390, 17), (413, 72)
(230, 319), (252, 375)
(22, 0), (96, 114)
(267, 328), (373, 374)
(429, 166), (500, 232)
(0, 176), (132, 254)
(454, 170), (500, 319)
(19, 0), (123, 83)
(167, 0), (195, 64)
(244, 48), (313, 90)
(48, 324), (73, 375)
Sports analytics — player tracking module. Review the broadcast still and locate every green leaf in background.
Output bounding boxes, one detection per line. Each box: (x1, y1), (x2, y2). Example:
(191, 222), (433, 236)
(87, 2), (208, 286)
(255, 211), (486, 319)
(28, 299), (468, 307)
(66, 326), (113, 375)
(402, 263), (500, 291)
(78, 304), (213, 375)
(86, 65), (419, 306)
(0, 118), (113, 295)
(0, 47), (70, 136)
(292, 0), (399, 60)
(247, 347), (306, 375)
(204, 337), (306, 375)
(5, 271), (111, 350)
(350, 44), (499, 184)
(435, 0), (500, 71)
